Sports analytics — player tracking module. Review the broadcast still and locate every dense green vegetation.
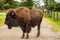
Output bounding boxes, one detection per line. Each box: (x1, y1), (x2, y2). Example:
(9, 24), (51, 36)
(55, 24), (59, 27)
(0, 0), (19, 9)
(0, 0), (35, 10)
(43, 0), (60, 14)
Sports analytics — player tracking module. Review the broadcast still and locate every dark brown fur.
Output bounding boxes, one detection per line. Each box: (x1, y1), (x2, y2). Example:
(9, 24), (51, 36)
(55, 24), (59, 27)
(5, 7), (43, 39)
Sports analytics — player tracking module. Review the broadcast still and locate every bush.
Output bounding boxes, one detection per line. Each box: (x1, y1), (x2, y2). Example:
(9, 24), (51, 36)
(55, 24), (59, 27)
(4, 3), (11, 9)
(55, 3), (60, 11)
(0, 2), (4, 10)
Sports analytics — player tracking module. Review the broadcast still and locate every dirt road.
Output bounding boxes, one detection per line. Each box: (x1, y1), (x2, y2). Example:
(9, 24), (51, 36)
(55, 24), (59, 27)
(0, 19), (60, 40)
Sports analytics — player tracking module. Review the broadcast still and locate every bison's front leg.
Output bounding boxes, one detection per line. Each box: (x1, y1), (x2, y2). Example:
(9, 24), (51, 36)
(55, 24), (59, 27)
(26, 27), (31, 39)
(21, 32), (25, 39)
(26, 23), (29, 39)
(25, 23), (31, 39)
(26, 32), (29, 38)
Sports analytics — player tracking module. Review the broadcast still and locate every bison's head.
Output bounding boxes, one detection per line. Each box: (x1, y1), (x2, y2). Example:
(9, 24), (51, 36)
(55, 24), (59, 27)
(5, 9), (18, 29)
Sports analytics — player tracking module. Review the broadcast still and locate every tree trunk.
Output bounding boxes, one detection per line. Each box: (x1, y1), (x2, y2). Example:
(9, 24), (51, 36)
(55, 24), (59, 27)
(56, 11), (58, 20)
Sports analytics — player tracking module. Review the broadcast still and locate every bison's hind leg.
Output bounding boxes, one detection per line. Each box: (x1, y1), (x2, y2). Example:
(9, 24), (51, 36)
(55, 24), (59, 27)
(37, 23), (40, 37)
(37, 18), (42, 37)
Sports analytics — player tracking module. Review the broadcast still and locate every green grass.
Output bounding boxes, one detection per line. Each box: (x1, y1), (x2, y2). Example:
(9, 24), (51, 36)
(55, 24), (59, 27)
(0, 13), (5, 26)
(0, 10), (6, 26)
(44, 17), (60, 32)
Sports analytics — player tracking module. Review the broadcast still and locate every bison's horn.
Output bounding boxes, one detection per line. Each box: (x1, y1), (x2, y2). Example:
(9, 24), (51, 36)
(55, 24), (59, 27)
(11, 12), (16, 19)
(11, 13), (14, 16)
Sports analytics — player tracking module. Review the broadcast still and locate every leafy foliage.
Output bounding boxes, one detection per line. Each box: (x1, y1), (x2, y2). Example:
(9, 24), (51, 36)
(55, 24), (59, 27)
(4, 3), (10, 9)
(55, 3), (60, 11)
(25, 0), (34, 8)
(20, 0), (34, 8)
(43, 0), (60, 11)
(0, 0), (20, 10)
(0, 0), (34, 9)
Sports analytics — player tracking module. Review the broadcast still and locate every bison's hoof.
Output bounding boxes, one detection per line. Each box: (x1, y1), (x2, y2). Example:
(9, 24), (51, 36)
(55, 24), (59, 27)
(21, 36), (24, 39)
(25, 37), (29, 39)
(37, 33), (40, 37)
(37, 35), (40, 37)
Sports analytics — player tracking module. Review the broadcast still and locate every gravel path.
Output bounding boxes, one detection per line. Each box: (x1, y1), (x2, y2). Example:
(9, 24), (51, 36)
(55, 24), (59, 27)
(0, 19), (60, 40)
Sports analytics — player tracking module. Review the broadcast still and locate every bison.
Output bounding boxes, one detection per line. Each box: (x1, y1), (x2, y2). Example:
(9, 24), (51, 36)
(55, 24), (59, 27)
(5, 7), (43, 39)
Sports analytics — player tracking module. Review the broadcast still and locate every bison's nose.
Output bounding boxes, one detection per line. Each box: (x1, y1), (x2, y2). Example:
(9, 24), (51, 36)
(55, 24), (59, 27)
(8, 26), (12, 29)
(8, 27), (11, 29)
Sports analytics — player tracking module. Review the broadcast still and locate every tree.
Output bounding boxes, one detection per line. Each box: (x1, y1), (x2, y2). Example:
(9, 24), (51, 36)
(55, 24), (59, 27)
(20, 0), (34, 8)
(0, 0), (5, 10)
(33, 1), (40, 8)
(55, 3), (60, 11)
(43, 0), (56, 17)
(4, 3), (10, 9)
(19, 1), (26, 7)
(4, 0), (14, 5)
(4, 0), (20, 9)
(43, 0), (55, 9)
(26, 0), (34, 8)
